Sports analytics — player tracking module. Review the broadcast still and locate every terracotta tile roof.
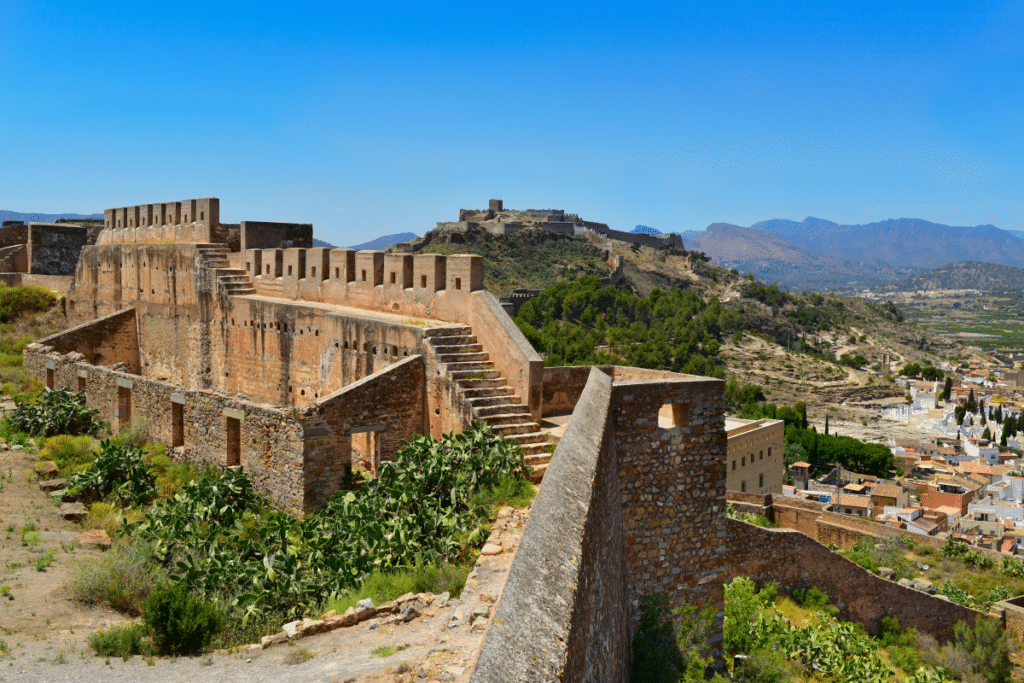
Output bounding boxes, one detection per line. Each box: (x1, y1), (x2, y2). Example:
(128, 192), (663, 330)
(871, 484), (904, 499)
(791, 462), (812, 468)
(935, 505), (962, 516)
(959, 461), (992, 474)
(1002, 539), (1015, 554)
(838, 495), (870, 508)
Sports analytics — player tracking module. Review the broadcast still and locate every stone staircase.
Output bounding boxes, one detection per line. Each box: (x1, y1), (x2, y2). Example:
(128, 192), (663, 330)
(197, 243), (257, 296)
(426, 329), (553, 483)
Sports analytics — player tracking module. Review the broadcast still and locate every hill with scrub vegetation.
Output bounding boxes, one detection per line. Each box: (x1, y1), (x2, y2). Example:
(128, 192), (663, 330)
(402, 224), (976, 424)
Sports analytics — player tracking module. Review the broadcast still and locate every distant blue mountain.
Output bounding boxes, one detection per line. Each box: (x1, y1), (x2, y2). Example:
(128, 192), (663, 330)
(349, 232), (419, 251)
(0, 209), (103, 223)
(633, 225), (662, 235)
(747, 216), (1024, 270)
(312, 238), (336, 249)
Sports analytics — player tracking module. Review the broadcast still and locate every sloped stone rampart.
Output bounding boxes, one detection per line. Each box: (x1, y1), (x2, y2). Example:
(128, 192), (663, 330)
(724, 518), (979, 641)
(472, 368), (629, 683)
(473, 367), (727, 682)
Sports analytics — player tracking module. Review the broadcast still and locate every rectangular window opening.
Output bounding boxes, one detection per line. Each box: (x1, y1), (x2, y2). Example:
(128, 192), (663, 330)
(421, 275), (427, 288)
(172, 403), (184, 448)
(335, 267), (340, 278)
(361, 270), (367, 281)
(390, 272), (396, 284)
(77, 376), (86, 392)
(741, 480), (747, 493)
(455, 277), (462, 290)
(226, 417), (241, 467)
(45, 368), (54, 390)
(288, 265), (293, 276)
(759, 473), (764, 488)
(311, 266), (316, 277)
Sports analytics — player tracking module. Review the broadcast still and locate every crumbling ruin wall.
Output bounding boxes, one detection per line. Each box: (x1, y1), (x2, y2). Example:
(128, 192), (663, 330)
(23, 343), (310, 513)
(473, 368), (726, 682)
(724, 518), (979, 642)
(299, 355), (427, 507)
(0, 245), (27, 273)
(29, 308), (140, 371)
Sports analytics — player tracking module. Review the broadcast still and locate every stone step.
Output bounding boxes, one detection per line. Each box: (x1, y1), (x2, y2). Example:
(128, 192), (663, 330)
(502, 430), (549, 444)
(457, 378), (507, 390)
(216, 268), (247, 276)
(442, 360), (493, 372)
(433, 344), (483, 355)
(481, 412), (535, 427)
(465, 394), (522, 408)
(524, 452), (552, 467)
(462, 387), (516, 399)
(219, 274), (250, 282)
(436, 353), (490, 364)
(520, 441), (553, 456)
(427, 335), (478, 346)
(528, 463), (548, 484)
(450, 369), (502, 381)
(222, 283), (256, 292)
(489, 422), (541, 437)
(474, 403), (530, 418)
(38, 478), (67, 492)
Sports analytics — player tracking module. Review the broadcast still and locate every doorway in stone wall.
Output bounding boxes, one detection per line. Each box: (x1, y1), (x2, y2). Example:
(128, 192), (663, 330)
(350, 424), (384, 474)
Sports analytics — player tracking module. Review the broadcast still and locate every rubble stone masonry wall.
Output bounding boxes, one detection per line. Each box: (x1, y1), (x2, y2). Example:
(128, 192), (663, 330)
(724, 518), (979, 642)
(473, 368), (726, 682)
(23, 343), (310, 512)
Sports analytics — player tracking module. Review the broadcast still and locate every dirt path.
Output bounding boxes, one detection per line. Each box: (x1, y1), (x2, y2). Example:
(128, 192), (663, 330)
(0, 444), (122, 652)
(0, 442), (527, 682)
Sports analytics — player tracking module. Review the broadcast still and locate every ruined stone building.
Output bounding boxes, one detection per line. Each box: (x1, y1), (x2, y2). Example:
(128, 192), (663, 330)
(0, 219), (91, 293)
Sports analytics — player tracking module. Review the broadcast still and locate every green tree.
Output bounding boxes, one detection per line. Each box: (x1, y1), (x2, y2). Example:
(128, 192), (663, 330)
(942, 377), (953, 402)
(824, 414), (829, 435)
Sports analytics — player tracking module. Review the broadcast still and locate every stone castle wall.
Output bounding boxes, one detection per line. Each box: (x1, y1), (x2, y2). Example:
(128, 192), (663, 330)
(724, 518), (979, 642)
(473, 367), (726, 682)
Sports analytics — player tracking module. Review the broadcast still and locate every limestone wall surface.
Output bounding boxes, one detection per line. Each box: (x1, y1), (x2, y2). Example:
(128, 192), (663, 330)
(724, 518), (979, 642)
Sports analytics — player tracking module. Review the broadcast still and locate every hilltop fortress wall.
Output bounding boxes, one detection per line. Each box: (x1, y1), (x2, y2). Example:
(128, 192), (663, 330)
(473, 367), (727, 682)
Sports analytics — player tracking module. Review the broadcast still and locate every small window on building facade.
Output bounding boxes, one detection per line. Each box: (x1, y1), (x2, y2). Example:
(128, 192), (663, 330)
(455, 277), (462, 290)
(46, 369), (54, 390)
(390, 272), (396, 284)
(732, 460), (736, 470)
(741, 456), (745, 467)
(77, 376), (86, 392)
(760, 450), (763, 460)
(226, 417), (240, 467)
(759, 473), (764, 488)
(362, 270), (367, 281)
(335, 267), (340, 278)
(172, 403), (184, 448)
(311, 267), (316, 277)
(768, 447), (772, 457)
(265, 264), (270, 274)
(741, 480), (747, 493)
(288, 265), (293, 276)
(421, 275), (427, 288)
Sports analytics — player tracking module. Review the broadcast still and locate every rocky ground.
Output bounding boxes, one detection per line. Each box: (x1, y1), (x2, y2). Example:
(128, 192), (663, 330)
(0, 437), (530, 683)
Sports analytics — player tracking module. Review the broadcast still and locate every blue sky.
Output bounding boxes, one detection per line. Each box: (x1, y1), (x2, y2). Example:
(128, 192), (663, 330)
(0, 1), (1020, 245)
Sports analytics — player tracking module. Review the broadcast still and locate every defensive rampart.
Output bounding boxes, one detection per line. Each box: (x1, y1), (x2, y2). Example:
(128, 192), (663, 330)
(472, 367), (726, 682)
(724, 519), (979, 642)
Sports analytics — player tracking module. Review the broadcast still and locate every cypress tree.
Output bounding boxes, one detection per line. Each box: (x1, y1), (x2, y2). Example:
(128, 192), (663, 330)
(825, 414), (830, 435)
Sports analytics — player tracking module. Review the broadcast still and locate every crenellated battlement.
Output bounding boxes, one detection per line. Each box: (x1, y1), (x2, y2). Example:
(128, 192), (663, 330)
(100, 197), (221, 245)
(244, 247), (483, 320)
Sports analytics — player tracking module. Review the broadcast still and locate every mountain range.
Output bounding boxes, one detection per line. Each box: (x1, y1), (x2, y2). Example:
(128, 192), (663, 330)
(678, 217), (1024, 291)
(1, 209), (103, 224)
